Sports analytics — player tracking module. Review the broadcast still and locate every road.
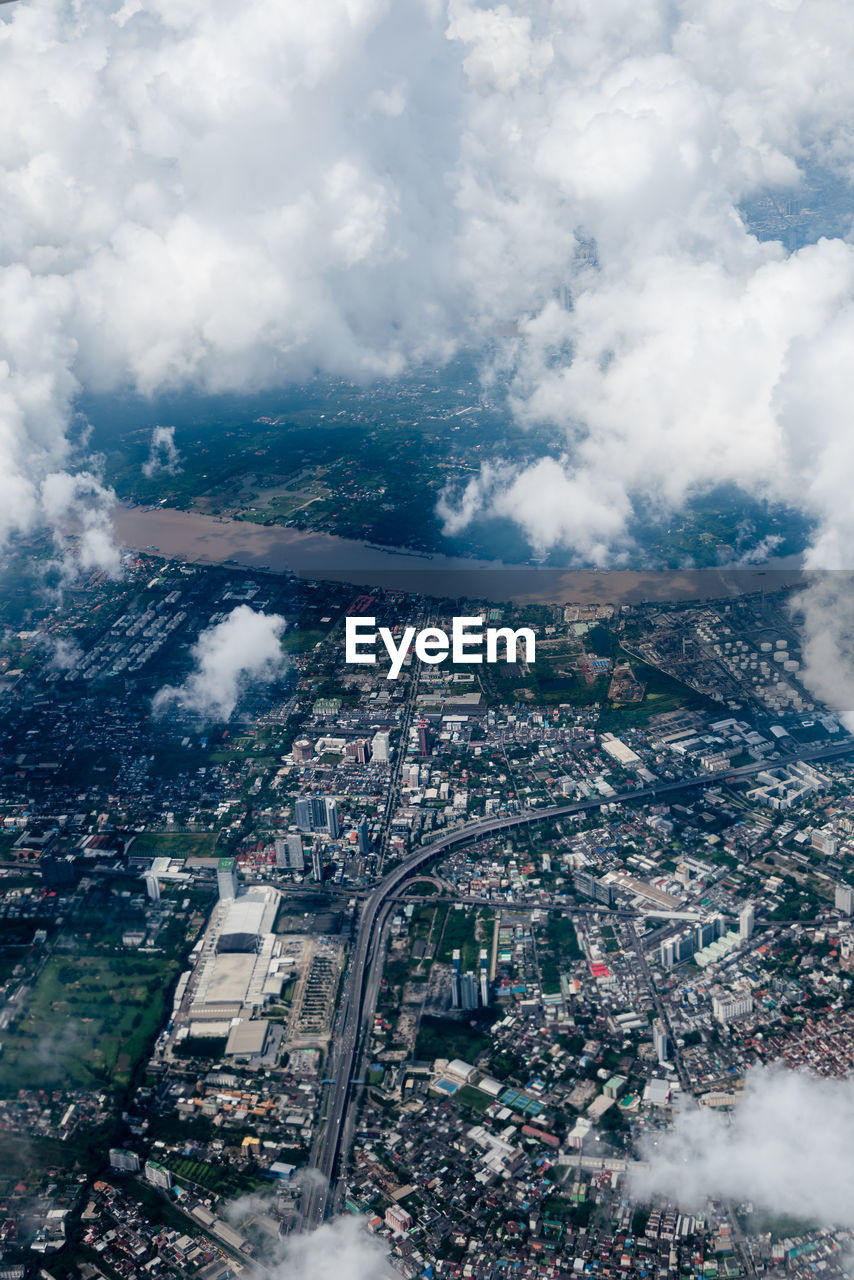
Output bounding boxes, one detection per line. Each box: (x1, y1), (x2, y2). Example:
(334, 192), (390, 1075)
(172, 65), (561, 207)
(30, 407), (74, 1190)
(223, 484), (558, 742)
(301, 734), (854, 1225)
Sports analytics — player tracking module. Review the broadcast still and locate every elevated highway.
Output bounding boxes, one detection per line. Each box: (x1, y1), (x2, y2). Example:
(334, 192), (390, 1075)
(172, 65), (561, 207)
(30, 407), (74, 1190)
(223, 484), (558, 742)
(301, 735), (854, 1225)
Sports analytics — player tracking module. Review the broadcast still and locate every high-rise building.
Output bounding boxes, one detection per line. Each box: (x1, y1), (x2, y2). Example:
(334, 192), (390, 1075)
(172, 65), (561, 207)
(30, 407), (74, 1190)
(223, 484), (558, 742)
(371, 731), (390, 763)
(346, 739), (369, 765)
(574, 869), (595, 898)
(460, 972), (479, 1011)
(836, 883), (854, 916)
(287, 833), (305, 871)
(385, 1205), (413, 1235)
(712, 988), (754, 1025)
(739, 902), (755, 940)
(144, 1160), (173, 1190)
(275, 837), (305, 870)
(311, 840), (323, 884)
(109, 1149), (141, 1173)
(662, 929), (695, 966)
(813, 828), (838, 858)
(295, 797), (314, 833)
(144, 873), (160, 902)
(292, 738), (313, 763)
(573, 870), (613, 907)
(594, 880), (614, 907)
(451, 948), (462, 1009)
(357, 817), (370, 857)
(295, 795), (338, 836)
(674, 930), (697, 964)
(418, 718), (431, 757)
(311, 795), (329, 829)
(479, 949), (490, 1007)
(408, 763), (420, 788)
(217, 857), (238, 902)
(652, 1018), (671, 1064)
(695, 919), (717, 950)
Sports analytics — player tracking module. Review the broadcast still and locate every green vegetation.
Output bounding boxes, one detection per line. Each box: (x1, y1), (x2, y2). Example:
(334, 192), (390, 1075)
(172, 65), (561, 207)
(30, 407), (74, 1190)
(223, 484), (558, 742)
(600, 925), (621, 955)
(281, 627), (331, 653)
(738, 1210), (820, 1241)
(0, 1128), (111, 1188)
(0, 831), (18, 860)
(0, 952), (180, 1095)
(437, 905), (492, 970)
(486, 659), (608, 708)
(456, 1083), (493, 1114)
(165, 1154), (267, 1197)
(599, 653), (719, 731)
(414, 1014), (494, 1063)
(407, 879), (440, 896)
(539, 915), (581, 995)
(585, 624), (613, 658)
(631, 1208), (651, 1237)
(131, 831), (219, 857)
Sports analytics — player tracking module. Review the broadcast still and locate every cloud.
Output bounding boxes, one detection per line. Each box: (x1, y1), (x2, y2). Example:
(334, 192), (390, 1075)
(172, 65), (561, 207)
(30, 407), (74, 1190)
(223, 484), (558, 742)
(789, 573), (854, 728)
(153, 605), (286, 720)
(270, 1215), (395, 1280)
(5, 0), (854, 626)
(45, 635), (82, 671)
(632, 1065), (854, 1229)
(431, 0), (854, 589)
(40, 469), (122, 579)
(142, 424), (181, 477)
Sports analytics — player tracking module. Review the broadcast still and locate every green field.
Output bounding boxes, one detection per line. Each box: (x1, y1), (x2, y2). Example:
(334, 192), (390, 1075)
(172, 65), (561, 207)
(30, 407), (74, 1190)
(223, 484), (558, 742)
(165, 1154), (267, 1198)
(456, 1083), (493, 1114)
(130, 831), (219, 857)
(0, 952), (180, 1095)
(539, 916), (582, 995)
(598, 655), (719, 730)
(437, 905), (492, 970)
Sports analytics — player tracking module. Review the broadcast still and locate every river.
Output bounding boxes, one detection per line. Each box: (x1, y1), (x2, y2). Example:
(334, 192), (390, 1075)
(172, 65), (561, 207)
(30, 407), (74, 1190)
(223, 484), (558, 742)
(112, 505), (805, 606)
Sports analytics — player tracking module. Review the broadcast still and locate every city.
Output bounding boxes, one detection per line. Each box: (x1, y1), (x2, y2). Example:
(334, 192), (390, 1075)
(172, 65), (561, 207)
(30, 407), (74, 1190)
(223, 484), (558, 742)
(0, 553), (853, 1278)
(6, 1), (854, 1274)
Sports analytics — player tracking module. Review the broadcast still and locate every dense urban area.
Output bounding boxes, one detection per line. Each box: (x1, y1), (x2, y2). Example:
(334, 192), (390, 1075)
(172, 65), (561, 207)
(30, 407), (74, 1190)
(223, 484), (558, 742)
(0, 544), (853, 1280)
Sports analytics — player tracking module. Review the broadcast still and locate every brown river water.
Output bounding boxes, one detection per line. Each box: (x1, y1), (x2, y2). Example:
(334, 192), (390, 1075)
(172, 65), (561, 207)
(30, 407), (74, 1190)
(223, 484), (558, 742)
(112, 505), (804, 607)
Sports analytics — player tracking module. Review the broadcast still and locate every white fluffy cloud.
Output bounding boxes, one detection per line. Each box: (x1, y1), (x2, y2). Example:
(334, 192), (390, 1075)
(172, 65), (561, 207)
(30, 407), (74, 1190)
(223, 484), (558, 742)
(270, 1215), (395, 1280)
(142, 424), (180, 477)
(6, 0), (854, 604)
(633, 1065), (854, 1229)
(153, 605), (286, 720)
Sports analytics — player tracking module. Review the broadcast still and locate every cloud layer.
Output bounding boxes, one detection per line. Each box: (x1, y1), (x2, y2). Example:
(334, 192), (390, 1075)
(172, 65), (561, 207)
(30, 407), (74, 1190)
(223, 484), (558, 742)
(633, 1065), (854, 1229)
(6, 0), (854, 597)
(153, 605), (286, 720)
